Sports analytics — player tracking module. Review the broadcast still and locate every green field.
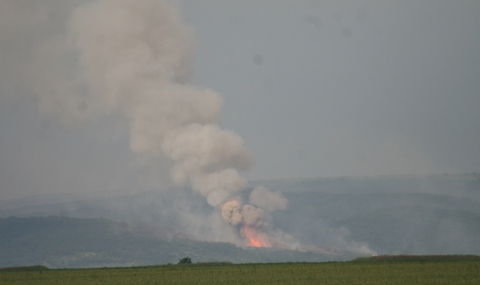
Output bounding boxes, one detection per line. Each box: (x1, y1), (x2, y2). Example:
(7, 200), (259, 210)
(1, 261), (479, 285)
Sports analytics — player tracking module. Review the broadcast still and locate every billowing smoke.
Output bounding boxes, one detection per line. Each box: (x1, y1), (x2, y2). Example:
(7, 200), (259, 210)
(221, 200), (267, 229)
(220, 186), (291, 247)
(23, 0), (288, 246)
(0, 0), (378, 254)
(68, 0), (253, 207)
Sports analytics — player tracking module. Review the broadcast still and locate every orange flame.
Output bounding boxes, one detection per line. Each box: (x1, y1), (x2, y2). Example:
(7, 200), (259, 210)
(249, 237), (262, 247)
(243, 225), (268, 248)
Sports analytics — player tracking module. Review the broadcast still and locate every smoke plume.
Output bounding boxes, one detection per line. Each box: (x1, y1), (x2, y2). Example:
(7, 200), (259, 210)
(0, 0), (379, 254)
(16, 0), (287, 246)
(66, 0), (254, 208)
(220, 190), (291, 247)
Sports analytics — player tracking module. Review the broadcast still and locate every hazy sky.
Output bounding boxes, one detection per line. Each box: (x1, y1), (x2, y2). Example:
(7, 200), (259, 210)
(1, 0), (479, 200)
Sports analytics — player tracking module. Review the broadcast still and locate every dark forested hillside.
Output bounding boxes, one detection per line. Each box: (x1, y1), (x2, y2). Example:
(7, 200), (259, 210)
(1, 174), (479, 268)
(269, 175), (480, 255)
(0, 216), (336, 268)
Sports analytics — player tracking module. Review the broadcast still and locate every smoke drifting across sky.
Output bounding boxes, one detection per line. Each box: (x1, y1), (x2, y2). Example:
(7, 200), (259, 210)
(68, 0), (294, 246)
(0, 0), (303, 248)
(2, 0), (480, 198)
(68, 0), (253, 207)
(1, 0), (478, 252)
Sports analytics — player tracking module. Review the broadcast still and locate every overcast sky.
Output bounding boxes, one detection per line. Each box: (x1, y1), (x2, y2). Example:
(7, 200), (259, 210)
(1, 0), (479, 200)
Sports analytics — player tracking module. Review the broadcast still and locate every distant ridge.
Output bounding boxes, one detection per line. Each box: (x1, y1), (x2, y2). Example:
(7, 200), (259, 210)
(252, 173), (480, 184)
(353, 255), (480, 262)
(0, 265), (49, 271)
(1, 174), (479, 268)
(0, 216), (339, 268)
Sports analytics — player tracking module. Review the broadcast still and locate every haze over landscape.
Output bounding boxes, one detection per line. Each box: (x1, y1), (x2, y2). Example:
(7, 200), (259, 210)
(0, 0), (479, 267)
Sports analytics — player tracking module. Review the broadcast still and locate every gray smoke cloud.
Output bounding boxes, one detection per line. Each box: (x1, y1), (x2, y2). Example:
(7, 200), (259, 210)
(0, 0), (374, 254)
(220, 189), (291, 247)
(7, 0), (287, 246)
(250, 186), (288, 212)
(221, 199), (270, 247)
(57, 0), (255, 209)
(221, 200), (267, 228)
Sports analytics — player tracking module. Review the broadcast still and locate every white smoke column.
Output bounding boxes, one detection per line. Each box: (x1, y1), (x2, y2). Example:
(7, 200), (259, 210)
(221, 200), (266, 228)
(220, 186), (290, 247)
(240, 204), (266, 228)
(3, 0), (376, 254)
(221, 200), (243, 227)
(69, 0), (254, 206)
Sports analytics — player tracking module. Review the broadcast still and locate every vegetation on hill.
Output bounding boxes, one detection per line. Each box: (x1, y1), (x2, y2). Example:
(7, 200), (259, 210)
(352, 255), (480, 262)
(1, 174), (479, 268)
(0, 265), (49, 272)
(177, 257), (192, 264)
(0, 216), (336, 268)
(269, 175), (480, 255)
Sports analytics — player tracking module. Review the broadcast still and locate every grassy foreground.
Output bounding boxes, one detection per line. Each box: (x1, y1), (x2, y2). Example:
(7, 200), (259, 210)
(1, 261), (479, 285)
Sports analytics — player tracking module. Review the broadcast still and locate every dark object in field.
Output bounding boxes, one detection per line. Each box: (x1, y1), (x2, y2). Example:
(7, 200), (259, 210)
(178, 257), (192, 264)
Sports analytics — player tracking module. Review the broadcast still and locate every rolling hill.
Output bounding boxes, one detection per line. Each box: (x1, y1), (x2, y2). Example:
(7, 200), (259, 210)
(1, 174), (479, 267)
